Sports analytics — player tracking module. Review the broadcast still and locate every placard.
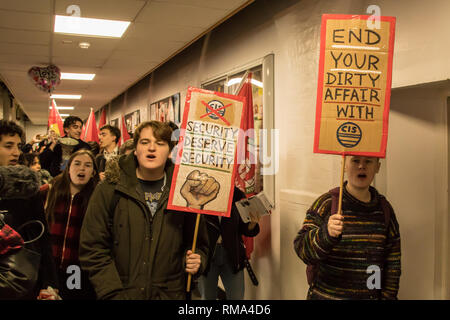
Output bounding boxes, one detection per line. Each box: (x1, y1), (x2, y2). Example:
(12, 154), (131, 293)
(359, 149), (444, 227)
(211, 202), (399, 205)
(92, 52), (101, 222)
(167, 87), (245, 217)
(314, 14), (396, 157)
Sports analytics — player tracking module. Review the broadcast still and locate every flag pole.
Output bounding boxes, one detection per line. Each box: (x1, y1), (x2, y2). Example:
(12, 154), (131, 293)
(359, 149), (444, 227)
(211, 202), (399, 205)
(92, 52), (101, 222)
(233, 70), (250, 96)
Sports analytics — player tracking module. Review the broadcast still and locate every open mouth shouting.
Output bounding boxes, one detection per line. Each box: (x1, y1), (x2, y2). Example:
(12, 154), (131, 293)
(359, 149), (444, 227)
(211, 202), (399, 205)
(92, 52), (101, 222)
(74, 172), (88, 183)
(357, 173), (367, 179)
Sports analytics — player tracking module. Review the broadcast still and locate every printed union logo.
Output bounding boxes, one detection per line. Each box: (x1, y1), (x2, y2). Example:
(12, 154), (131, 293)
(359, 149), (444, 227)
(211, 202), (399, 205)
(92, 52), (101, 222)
(336, 122), (362, 147)
(206, 100), (225, 120)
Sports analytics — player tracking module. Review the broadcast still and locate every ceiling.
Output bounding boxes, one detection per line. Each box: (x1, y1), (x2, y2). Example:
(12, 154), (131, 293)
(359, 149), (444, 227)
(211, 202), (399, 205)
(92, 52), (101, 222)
(0, 0), (253, 125)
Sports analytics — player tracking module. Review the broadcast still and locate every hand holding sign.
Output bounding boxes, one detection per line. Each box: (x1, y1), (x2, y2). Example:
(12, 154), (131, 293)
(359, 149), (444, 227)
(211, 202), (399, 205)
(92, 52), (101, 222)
(185, 249), (201, 275)
(328, 213), (344, 238)
(180, 170), (220, 209)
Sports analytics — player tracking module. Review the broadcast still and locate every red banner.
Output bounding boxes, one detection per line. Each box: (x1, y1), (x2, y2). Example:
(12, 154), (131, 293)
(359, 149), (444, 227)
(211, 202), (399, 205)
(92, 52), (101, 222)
(48, 99), (64, 137)
(118, 115), (131, 147)
(98, 108), (107, 130)
(81, 108), (99, 143)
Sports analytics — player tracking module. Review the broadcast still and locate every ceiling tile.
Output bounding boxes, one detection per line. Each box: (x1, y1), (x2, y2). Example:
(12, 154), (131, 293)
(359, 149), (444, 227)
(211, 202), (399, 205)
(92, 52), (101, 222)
(0, 54), (50, 65)
(125, 22), (203, 42)
(0, 0), (52, 14)
(0, 11), (51, 31)
(136, 1), (225, 28)
(52, 56), (106, 68)
(54, 0), (146, 21)
(0, 43), (49, 56)
(0, 29), (50, 45)
(153, 0), (250, 11)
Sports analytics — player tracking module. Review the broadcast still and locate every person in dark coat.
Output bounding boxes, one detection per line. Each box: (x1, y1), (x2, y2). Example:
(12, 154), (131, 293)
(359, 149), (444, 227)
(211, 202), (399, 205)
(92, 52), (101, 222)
(39, 116), (91, 177)
(198, 187), (260, 300)
(79, 121), (209, 300)
(95, 124), (120, 181)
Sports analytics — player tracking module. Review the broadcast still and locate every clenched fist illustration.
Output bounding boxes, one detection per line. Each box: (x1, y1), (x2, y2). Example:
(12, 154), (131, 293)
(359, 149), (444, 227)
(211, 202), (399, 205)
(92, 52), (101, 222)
(180, 170), (220, 209)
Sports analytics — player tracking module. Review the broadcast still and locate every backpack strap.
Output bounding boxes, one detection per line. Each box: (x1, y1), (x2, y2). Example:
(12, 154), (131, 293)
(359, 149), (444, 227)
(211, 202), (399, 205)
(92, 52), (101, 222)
(329, 187), (340, 215)
(306, 187), (340, 286)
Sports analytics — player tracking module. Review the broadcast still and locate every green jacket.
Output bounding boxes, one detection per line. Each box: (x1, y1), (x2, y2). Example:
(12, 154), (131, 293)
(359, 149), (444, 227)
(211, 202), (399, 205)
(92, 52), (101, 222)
(79, 153), (209, 300)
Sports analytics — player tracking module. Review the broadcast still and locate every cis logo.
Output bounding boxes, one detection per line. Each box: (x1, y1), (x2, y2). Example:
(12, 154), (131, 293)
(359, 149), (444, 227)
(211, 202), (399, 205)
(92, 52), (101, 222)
(206, 100), (226, 120)
(336, 122), (362, 148)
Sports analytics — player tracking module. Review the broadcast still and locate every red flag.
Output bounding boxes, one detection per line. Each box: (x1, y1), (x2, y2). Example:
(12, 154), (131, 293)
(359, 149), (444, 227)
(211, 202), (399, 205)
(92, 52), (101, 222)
(234, 73), (257, 259)
(235, 72), (256, 196)
(81, 108), (99, 143)
(48, 99), (64, 137)
(118, 115), (131, 147)
(98, 108), (107, 130)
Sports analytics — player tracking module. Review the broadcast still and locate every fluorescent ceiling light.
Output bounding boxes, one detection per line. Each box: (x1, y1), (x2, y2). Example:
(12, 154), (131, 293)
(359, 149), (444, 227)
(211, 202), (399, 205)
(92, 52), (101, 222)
(49, 106), (74, 110)
(54, 15), (130, 38)
(59, 114), (71, 117)
(61, 73), (95, 80)
(50, 94), (82, 99)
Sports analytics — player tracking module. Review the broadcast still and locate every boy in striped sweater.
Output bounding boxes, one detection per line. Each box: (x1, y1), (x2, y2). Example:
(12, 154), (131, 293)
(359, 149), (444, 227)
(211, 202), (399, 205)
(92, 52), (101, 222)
(294, 156), (401, 300)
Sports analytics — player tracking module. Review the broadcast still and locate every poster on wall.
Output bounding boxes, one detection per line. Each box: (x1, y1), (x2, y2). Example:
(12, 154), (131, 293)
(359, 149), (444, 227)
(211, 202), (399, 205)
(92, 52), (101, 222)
(314, 14), (396, 157)
(150, 103), (157, 120)
(149, 93), (181, 124)
(125, 110), (140, 134)
(167, 87), (246, 217)
(110, 118), (119, 128)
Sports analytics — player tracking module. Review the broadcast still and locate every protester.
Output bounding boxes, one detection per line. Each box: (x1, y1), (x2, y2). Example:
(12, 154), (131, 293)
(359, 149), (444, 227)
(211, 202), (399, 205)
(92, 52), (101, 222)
(41, 149), (99, 300)
(96, 124), (120, 181)
(294, 156), (401, 300)
(79, 121), (209, 299)
(22, 152), (52, 185)
(39, 116), (91, 177)
(87, 141), (100, 157)
(0, 120), (59, 300)
(198, 187), (261, 300)
(118, 139), (134, 156)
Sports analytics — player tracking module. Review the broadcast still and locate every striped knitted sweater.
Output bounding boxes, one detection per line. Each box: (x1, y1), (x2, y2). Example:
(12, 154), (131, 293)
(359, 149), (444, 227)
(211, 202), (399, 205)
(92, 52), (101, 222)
(294, 183), (401, 300)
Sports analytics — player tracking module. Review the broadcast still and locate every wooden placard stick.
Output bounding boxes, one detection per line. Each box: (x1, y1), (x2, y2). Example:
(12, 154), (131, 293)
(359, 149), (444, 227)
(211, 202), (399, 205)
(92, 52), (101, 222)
(337, 154), (346, 215)
(186, 212), (201, 292)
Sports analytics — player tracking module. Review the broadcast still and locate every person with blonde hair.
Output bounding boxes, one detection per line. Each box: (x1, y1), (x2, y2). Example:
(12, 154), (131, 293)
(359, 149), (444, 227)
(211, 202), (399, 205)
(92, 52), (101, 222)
(294, 156), (401, 300)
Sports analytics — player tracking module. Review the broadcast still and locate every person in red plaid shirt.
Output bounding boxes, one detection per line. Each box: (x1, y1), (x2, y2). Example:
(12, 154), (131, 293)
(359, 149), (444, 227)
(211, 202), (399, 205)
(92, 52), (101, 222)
(41, 149), (99, 299)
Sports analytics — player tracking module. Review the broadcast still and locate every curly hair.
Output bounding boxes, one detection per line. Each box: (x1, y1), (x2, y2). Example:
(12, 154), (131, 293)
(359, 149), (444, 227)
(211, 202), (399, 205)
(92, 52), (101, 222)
(0, 120), (24, 142)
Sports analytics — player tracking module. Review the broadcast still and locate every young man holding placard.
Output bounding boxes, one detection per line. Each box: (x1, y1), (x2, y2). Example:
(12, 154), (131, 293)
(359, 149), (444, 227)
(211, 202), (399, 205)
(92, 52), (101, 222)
(294, 156), (401, 300)
(79, 121), (209, 299)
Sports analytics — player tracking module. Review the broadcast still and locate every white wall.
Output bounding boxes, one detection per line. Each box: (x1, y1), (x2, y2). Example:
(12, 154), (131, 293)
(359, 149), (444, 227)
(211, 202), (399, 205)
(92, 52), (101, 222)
(24, 122), (47, 143)
(383, 82), (449, 299)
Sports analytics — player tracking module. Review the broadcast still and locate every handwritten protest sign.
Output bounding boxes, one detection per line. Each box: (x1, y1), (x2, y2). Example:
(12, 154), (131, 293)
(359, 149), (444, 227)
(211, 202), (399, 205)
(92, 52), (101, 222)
(167, 87), (245, 217)
(314, 14), (396, 157)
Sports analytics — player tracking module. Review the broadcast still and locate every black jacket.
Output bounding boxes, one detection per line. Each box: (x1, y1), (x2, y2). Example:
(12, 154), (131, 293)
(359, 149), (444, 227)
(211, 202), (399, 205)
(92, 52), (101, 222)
(204, 188), (260, 275)
(79, 153), (209, 300)
(40, 139), (91, 177)
(0, 194), (59, 299)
